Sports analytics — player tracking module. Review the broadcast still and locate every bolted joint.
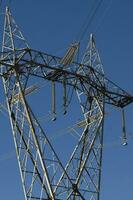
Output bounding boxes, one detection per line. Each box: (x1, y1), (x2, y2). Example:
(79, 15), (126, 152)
(72, 183), (78, 193)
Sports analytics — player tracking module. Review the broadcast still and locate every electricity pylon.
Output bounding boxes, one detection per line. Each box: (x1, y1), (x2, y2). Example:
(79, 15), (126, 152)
(1, 7), (133, 200)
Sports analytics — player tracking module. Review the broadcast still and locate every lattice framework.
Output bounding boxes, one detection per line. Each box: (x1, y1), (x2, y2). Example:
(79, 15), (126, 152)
(0, 7), (133, 200)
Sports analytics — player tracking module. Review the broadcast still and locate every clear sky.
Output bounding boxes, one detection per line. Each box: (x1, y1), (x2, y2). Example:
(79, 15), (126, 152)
(0, 0), (133, 200)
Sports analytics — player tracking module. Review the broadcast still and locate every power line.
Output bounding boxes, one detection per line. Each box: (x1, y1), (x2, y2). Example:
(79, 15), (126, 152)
(77, 0), (104, 42)
(94, 0), (113, 34)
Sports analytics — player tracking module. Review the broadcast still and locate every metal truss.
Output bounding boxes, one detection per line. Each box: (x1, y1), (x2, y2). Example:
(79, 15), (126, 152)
(0, 7), (133, 200)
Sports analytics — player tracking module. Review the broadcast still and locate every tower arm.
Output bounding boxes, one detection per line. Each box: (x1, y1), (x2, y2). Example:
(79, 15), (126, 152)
(1, 48), (133, 108)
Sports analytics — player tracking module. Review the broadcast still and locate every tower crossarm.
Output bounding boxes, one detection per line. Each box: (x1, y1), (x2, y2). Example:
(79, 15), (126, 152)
(0, 48), (133, 108)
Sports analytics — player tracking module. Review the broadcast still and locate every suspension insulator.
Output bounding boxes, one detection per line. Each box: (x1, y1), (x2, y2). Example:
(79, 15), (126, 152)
(52, 81), (56, 121)
(63, 76), (67, 115)
(121, 109), (127, 146)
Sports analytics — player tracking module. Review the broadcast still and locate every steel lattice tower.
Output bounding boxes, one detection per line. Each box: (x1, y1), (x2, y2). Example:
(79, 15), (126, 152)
(1, 7), (133, 200)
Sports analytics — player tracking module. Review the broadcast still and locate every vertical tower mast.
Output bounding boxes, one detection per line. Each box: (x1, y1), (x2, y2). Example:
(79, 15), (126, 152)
(55, 35), (104, 200)
(1, 7), (72, 200)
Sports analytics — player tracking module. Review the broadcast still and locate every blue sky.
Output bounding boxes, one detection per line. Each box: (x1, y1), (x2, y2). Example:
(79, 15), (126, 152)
(0, 0), (133, 200)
